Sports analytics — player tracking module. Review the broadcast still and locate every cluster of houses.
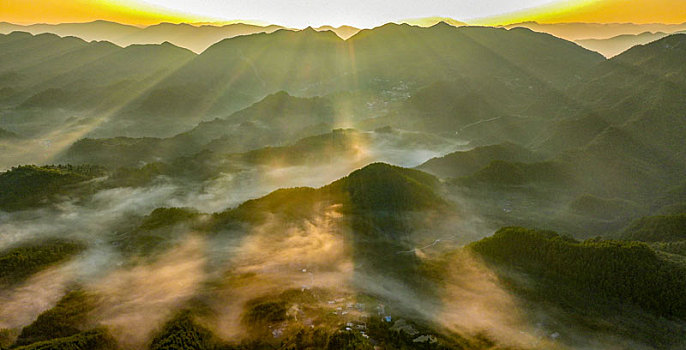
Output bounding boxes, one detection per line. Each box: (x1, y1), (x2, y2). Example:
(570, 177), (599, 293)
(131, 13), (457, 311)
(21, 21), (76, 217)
(268, 289), (440, 346)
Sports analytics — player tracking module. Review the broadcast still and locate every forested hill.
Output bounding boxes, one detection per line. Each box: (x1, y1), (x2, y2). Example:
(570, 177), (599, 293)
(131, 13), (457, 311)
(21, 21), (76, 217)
(470, 227), (686, 320)
(0, 165), (105, 211)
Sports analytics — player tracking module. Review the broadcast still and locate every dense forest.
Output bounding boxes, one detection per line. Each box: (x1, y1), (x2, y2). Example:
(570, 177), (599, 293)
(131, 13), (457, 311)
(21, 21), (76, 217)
(470, 227), (686, 318)
(0, 18), (685, 350)
(0, 240), (84, 286)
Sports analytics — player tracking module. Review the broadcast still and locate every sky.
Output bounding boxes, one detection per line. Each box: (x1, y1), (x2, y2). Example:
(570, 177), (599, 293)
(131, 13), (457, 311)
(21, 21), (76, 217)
(1, 0), (685, 28)
(134, 0), (566, 27)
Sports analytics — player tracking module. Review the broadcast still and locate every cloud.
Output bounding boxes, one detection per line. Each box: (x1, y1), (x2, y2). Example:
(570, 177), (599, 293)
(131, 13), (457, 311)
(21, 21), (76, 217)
(86, 235), (208, 349)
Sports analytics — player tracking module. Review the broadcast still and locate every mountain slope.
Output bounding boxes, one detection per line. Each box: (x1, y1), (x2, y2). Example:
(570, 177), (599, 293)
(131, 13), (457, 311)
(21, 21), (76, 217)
(417, 142), (541, 178)
(468, 227), (686, 348)
(503, 21), (686, 41)
(0, 165), (104, 211)
(114, 22), (283, 53)
(1, 23), (604, 139)
(0, 20), (140, 43)
(575, 31), (675, 57)
(620, 214), (686, 242)
(59, 91), (338, 166)
(131, 23), (603, 123)
(0, 21), (285, 53)
(0, 31), (196, 111)
(0, 240), (85, 287)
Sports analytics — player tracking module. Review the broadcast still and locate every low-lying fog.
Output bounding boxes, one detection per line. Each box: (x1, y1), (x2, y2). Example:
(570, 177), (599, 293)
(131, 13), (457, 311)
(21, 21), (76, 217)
(1, 127), (669, 350)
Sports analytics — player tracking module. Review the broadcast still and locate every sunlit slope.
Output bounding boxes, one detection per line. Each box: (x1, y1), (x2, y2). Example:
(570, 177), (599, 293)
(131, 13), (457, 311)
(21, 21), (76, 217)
(3, 162), (684, 349)
(58, 91), (338, 166)
(140, 27), (346, 119)
(132, 23), (603, 122)
(56, 84), (455, 170)
(468, 227), (686, 348)
(75, 163), (461, 348)
(0, 31), (195, 108)
(0, 23), (603, 140)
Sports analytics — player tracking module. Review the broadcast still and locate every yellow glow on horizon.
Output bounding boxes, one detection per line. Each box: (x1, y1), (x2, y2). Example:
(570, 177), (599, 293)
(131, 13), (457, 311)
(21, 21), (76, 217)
(0, 0), (213, 26)
(397, 17), (468, 27)
(479, 0), (686, 25)
(541, 0), (686, 24)
(1, 0), (684, 27)
(475, 0), (598, 25)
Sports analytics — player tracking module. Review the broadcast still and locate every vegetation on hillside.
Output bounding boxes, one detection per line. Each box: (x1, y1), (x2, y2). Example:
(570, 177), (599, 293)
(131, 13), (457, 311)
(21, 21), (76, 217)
(0, 165), (105, 211)
(620, 214), (686, 242)
(14, 290), (95, 347)
(149, 311), (221, 350)
(470, 227), (686, 319)
(0, 239), (84, 286)
(12, 328), (116, 350)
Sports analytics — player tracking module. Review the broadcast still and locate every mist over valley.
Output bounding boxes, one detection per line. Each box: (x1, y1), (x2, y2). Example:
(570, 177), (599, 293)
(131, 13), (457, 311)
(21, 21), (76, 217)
(1, 15), (686, 350)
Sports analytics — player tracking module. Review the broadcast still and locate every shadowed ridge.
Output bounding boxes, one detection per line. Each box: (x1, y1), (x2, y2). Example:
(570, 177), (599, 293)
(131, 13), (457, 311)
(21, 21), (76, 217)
(417, 142), (541, 179)
(324, 162), (444, 212)
(204, 24), (343, 53)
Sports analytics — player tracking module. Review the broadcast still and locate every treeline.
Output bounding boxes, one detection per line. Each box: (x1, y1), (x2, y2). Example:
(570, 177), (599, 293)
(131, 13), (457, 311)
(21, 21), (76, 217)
(620, 214), (686, 242)
(0, 240), (84, 286)
(470, 227), (686, 318)
(11, 329), (116, 350)
(13, 290), (94, 347)
(3, 291), (113, 350)
(214, 163), (447, 227)
(149, 312), (220, 350)
(0, 165), (104, 211)
(323, 162), (445, 212)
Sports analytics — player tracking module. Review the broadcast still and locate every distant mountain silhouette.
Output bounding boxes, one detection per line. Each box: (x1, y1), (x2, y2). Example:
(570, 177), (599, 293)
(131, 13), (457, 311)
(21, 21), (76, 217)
(0, 20), (140, 42)
(503, 21), (686, 41)
(127, 23), (601, 130)
(314, 25), (360, 39)
(398, 18), (467, 27)
(0, 32), (195, 109)
(0, 20), (285, 53)
(575, 31), (679, 57)
(417, 142), (541, 178)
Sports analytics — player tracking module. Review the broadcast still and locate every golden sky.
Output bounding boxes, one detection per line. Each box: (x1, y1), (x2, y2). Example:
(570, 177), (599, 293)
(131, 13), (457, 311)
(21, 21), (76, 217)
(1, 0), (685, 27)
(0, 0), (212, 26)
(480, 0), (686, 25)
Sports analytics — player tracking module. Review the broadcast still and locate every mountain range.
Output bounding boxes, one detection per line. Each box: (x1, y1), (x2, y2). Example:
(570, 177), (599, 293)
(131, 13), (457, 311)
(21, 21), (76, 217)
(0, 18), (685, 350)
(0, 21), (363, 53)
